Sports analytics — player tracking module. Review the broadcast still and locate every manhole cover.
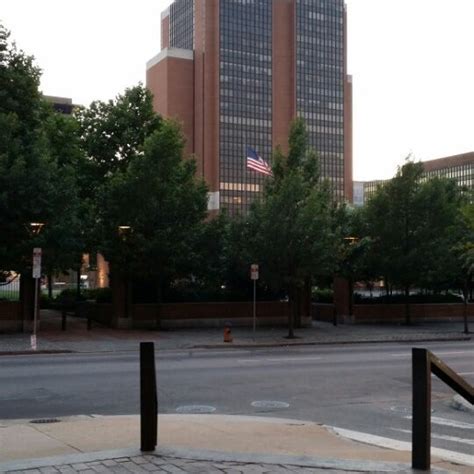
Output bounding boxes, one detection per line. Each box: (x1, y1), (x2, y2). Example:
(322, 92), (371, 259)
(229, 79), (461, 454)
(29, 418), (61, 424)
(251, 400), (290, 409)
(176, 405), (216, 414)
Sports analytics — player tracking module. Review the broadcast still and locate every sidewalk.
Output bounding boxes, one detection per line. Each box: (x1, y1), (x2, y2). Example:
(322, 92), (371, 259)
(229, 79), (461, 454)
(0, 414), (471, 473)
(0, 310), (471, 355)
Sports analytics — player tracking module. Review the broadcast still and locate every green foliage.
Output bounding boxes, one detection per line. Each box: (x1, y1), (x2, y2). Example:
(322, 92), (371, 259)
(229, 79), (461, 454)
(0, 24), (81, 276)
(98, 119), (208, 297)
(311, 288), (334, 303)
(363, 159), (465, 321)
(75, 85), (161, 184)
(246, 118), (336, 334)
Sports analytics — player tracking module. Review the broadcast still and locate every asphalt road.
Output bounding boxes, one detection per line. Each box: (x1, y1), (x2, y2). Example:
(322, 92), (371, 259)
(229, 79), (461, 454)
(1, 340), (473, 456)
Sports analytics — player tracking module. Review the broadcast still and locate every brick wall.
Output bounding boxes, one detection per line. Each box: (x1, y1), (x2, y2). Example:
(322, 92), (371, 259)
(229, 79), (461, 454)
(313, 302), (474, 324)
(88, 301), (311, 329)
(0, 301), (22, 332)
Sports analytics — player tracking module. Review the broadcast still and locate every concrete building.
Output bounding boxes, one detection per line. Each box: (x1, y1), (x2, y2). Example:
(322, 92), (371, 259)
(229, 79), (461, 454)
(147, 0), (353, 215)
(355, 151), (474, 205)
(43, 95), (75, 114)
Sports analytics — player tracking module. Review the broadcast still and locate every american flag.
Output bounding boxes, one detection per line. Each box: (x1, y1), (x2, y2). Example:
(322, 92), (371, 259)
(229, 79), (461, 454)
(246, 147), (273, 177)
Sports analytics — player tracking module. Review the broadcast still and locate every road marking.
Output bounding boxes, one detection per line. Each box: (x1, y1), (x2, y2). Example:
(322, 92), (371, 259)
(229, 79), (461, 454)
(238, 357), (322, 363)
(459, 372), (474, 376)
(404, 416), (474, 430)
(391, 350), (474, 357)
(391, 428), (474, 446)
(330, 426), (474, 467)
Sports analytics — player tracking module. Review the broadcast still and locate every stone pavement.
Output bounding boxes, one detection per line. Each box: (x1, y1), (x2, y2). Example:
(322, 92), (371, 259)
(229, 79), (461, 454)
(0, 415), (465, 473)
(0, 310), (471, 355)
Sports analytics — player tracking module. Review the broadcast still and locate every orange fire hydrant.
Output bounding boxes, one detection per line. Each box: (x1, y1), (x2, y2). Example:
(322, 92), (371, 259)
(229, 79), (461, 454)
(223, 322), (233, 343)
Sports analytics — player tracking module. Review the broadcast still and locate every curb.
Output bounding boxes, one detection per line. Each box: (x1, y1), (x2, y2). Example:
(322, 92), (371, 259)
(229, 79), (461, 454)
(0, 445), (449, 474)
(0, 334), (470, 356)
(0, 350), (74, 357)
(450, 394), (474, 414)
(192, 335), (472, 350)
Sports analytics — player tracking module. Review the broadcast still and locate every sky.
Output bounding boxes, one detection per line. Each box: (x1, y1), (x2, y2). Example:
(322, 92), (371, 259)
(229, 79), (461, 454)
(1, 0), (474, 181)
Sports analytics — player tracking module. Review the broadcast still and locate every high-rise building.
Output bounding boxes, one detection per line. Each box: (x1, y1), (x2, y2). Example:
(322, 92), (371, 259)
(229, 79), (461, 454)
(354, 151), (474, 205)
(147, 0), (352, 215)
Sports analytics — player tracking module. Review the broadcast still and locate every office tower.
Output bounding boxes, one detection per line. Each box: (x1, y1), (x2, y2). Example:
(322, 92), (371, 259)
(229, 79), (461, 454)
(147, 0), (352, 215)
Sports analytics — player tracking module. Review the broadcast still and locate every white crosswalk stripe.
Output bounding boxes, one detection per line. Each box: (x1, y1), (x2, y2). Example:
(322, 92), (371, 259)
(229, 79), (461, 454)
(404, 415), (474, 430)
(391, 428), (474, 446)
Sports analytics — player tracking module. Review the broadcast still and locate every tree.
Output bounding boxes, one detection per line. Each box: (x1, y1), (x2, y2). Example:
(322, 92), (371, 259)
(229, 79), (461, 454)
(246, 119), (336, 338)
(97, 119), (208, 304)
(0, 24), (76, 277)
(365, 159), (463, 324)
(40, 107), (86, 297)
(75, 85), (161, 188)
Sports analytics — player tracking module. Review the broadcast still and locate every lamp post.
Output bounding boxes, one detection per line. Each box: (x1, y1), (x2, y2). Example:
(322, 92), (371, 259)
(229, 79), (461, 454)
(30, 222), (45, 350)
(118, 226), (132, 321)
(343, 236), (359, 318)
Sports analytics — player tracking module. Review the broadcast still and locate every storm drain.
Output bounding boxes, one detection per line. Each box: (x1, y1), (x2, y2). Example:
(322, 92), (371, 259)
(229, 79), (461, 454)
(29, 418), (61, 424)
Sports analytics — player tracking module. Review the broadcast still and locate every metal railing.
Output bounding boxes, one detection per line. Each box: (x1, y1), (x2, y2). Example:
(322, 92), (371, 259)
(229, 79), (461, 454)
(412, 348), (474, 470)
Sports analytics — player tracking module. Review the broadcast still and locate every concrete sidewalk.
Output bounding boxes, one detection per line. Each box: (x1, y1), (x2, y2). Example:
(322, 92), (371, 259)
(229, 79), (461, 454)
(0, 414), (471, 473)
(0, 310), (471, 355)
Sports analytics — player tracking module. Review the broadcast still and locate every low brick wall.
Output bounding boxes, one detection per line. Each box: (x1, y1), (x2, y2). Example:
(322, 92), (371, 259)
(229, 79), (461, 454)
(131, 301), (303, 329)
(88, 303), (114, 327)
(85, 301), (310, 329)
(312, 303), (336, 323)
(352, 303), (474, 324)
(0, 301), (22, 332)
(311, 302), (474, 324)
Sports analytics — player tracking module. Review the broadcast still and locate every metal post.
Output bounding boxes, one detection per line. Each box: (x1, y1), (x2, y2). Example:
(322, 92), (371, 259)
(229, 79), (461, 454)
(253, 279), (256, 334)
(412, 348), (431, 470)
(61, 310), (67, 331)
(140, 342), (157, 451)
(33, 278), (39, 348)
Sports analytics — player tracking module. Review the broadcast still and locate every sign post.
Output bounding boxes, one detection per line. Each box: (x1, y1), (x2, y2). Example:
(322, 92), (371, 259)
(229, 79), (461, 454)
(250, 264), (259, 334)
(32, 247), (42, 350)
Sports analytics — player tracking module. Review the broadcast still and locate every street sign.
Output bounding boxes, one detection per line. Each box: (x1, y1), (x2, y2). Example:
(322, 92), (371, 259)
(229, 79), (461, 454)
(250, 264), (259, 280)
(32, 247), (42, 279)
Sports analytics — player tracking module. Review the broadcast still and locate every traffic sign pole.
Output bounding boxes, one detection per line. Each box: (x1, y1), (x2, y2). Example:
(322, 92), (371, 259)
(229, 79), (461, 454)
(250, 264), (259, 334)
(32, 248), (42, 350)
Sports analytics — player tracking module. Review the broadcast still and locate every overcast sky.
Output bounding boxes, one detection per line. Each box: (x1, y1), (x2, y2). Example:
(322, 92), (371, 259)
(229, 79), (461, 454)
(1, 0), (473, 180)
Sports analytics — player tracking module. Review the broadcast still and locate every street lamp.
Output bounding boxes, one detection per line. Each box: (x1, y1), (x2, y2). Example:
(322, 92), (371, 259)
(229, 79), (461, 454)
(118, 225), (132, 238)
(30, 222), (45, 235)
(118, 226), (132, 320)
(343, 236), (359, 319)
(30, 222), (45, 350)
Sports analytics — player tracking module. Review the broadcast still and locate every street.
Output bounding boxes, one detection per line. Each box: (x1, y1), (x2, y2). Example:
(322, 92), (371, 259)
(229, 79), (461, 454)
(1, 340), (473, 457)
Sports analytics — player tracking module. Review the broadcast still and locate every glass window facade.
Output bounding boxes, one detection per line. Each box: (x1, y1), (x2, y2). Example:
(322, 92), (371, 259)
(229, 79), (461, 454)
(296, 0), (345, 201)
(424, 163), (474, 191)
(170, 0), (194, 50)
(219, 0), (273, 216)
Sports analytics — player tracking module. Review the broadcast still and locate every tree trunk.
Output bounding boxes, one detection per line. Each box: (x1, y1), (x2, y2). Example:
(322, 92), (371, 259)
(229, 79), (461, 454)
(463, 280), (469, 335)
(76, 269), (81, 300)
(348, 277), (353, 316)
(155, 279), (163, 330)
(287, 286), (296, 339)
(404, 285), (411, 325)
(47, 273), (53, 300)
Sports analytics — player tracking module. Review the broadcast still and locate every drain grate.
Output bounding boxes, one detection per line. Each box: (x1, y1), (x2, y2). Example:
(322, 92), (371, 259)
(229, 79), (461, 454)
(29, 418), (61, 424)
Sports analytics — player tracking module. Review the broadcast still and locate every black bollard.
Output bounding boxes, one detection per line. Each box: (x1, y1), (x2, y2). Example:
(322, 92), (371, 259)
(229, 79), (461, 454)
(140, 342), (158, 451)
